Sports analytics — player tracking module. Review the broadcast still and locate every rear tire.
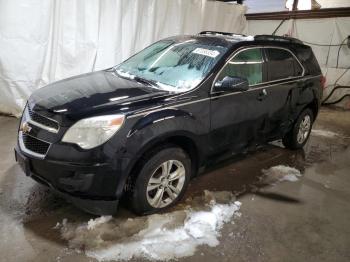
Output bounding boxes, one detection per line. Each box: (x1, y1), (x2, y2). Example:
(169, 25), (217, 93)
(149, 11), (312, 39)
(129, 146), (191, 215)
(282, 108), (314, 150)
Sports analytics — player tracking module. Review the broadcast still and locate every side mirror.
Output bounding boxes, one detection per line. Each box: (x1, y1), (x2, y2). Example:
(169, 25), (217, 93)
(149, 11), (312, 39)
(214, 76), (249, 92)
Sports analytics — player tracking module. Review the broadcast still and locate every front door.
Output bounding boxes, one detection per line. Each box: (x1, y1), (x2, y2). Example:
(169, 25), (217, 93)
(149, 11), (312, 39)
(209, 47), (269, 155)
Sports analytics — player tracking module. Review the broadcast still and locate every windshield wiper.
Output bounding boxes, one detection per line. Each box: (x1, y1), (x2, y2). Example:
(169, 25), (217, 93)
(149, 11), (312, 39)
(133, 76), (159, 88)
(114, 69), (159, 88)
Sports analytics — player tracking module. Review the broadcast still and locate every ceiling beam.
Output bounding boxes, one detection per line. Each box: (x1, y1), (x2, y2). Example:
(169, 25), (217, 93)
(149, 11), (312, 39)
(245, 7), (350, 20)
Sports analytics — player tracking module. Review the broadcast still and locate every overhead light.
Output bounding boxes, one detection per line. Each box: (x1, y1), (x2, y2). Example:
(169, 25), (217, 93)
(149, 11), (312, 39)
(298, 0), (311, 10)
(286, 0), (320, 11)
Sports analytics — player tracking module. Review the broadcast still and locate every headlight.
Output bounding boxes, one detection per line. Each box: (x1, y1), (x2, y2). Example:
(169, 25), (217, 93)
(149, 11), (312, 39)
(62, 115), (125, 149)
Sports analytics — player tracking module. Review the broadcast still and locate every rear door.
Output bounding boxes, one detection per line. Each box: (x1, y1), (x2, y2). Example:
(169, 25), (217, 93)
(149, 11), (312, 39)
(261, 47), (304, 140)
(209, 47), (269, 154)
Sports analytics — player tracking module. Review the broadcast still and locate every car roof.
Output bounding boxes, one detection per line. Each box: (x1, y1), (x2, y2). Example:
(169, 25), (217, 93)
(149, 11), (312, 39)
(163, 34), (241, 48)
(164, 31), (306, 49)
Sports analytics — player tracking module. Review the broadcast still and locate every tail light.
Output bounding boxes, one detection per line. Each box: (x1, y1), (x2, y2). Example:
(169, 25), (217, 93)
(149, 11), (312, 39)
(320, 76), (326, 89)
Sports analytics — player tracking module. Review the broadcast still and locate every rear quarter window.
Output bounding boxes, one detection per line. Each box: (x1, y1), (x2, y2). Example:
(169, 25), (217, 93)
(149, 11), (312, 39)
(294, 46), (322, 76)
(265, 48), (303, 81)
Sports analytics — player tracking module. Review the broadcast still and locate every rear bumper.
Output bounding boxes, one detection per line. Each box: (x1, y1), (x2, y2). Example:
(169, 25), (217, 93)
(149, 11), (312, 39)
(14, 146), (121, 215)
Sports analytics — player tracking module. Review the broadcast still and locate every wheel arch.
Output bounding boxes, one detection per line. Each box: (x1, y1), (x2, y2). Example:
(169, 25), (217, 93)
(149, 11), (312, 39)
(302, 98), (319, 120)
(131, 133), (201, 177)
(117, 132), (202, 198)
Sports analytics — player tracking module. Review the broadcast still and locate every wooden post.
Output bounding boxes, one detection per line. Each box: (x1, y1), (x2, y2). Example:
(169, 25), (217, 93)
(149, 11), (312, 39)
(292, 0), (299, 11)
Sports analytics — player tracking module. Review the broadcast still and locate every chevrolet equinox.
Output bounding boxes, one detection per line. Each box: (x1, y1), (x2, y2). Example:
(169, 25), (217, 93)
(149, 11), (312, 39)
(15, 31), (323, 215)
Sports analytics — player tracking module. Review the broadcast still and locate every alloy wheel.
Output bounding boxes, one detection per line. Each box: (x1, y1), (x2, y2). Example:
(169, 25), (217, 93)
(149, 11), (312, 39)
(146, 160), (186, 208)
(297, 114), (311, 144)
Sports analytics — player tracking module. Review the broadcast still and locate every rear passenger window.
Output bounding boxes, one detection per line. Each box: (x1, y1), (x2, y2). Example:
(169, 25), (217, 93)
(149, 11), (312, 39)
(265, 48), (303, 81)
(217, 48), (263, 86)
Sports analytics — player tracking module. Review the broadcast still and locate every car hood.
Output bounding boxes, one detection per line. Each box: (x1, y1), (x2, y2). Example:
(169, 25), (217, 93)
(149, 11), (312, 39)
(28, 69), (174, 125)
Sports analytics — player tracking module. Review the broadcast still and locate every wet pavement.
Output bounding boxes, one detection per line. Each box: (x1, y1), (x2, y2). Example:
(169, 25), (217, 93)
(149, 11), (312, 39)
(0, 107), (350, 262)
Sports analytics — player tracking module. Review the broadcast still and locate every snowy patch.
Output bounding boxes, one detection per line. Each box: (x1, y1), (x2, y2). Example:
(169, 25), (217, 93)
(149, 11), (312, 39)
(87, 216), (112, 230)
(261, 165), (301, 185)
(58, 191), (241, 261)
(311, 129), (341, 138)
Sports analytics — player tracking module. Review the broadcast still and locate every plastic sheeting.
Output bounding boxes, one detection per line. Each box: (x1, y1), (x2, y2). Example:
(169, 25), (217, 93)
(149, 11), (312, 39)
(246, 17), (350, 108)
(0, 0), (246, 116)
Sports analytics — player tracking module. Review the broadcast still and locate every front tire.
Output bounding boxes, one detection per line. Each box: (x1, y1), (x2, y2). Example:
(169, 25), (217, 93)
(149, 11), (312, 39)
(129, 146), (191, 215)
(282, 108), (314, 149)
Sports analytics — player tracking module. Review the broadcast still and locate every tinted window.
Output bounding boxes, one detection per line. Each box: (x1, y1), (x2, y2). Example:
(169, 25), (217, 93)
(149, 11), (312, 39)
(217, 48), (263, 86)
(265, 48), (303, 81)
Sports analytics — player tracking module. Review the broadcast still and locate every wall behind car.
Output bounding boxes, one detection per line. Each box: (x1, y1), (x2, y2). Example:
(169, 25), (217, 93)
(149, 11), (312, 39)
(0, 0), (246, 116)
(246, 17), (350, 109)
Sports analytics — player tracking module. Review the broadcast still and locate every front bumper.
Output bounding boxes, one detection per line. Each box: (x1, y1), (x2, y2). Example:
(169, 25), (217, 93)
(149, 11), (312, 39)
(14, 146), (121, 215)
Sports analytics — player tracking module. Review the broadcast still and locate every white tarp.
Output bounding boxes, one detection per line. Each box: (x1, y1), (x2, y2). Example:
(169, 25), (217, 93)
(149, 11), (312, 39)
(0, 0), (247, 116)
(246, 17), (350, 108)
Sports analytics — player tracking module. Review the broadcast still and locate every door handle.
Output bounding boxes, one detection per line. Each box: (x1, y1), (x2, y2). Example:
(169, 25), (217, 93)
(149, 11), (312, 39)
(257, 89), (268, 101)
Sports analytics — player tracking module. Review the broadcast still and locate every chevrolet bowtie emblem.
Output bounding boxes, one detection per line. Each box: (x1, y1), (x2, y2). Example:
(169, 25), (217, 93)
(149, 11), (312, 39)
(20, 122), (32, 134)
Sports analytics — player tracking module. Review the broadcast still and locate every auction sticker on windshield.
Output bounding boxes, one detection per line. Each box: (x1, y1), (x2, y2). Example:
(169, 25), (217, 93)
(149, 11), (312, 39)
(192, 48), (220, 58)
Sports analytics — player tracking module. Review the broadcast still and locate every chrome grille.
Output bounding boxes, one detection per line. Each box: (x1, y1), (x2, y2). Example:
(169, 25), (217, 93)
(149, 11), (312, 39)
(18, 130), (51, 159)
(18, 105), (57, 158)
(22, 133), (50, 155)
(27, 106), (59, 133)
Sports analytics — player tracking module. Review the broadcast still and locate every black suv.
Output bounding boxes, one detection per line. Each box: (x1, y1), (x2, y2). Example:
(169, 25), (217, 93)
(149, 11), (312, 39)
(15, 31), (323, 215)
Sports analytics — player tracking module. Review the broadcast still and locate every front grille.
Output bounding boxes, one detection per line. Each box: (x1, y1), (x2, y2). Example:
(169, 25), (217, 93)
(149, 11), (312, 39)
(21, 133), (50, 155)
(18, 105), (57, 158)
(28, 106), (59, 131)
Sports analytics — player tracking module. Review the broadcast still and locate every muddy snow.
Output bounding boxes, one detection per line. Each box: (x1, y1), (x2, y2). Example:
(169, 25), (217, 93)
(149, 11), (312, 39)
(311, 129), (342, 138)
(57, 191), (241, 261)
(261, 165), (301, 184)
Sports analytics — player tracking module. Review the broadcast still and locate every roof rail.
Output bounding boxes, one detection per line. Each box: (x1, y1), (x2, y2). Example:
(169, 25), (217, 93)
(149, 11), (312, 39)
(254, 35), (303, 44)
(199, 31), (247, 37)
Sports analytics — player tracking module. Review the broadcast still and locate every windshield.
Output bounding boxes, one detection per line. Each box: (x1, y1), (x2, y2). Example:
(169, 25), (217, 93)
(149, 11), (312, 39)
(115, 40), (227, 92)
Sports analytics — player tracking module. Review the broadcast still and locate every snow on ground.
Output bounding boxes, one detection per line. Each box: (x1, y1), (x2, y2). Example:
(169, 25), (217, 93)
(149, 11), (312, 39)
(87, 216), (113, 230)
(261, 165), (302, 184)
(57, 191), (241, 261)
(311, 129), (342, 138)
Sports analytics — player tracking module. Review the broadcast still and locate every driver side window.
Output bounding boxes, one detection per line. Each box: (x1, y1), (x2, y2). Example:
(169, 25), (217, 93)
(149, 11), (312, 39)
(217, 48), (264, 86)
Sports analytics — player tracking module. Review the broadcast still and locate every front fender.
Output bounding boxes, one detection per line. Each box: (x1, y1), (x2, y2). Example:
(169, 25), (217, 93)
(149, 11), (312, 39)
(125, 108), (205, 157)
(114, 108), (208, 198)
